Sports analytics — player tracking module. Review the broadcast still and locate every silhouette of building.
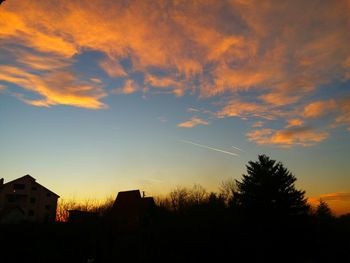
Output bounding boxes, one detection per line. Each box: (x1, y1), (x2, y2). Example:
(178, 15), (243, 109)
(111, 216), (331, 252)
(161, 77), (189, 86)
(110, 190), (155, 230)
(0, 175), (59, 223)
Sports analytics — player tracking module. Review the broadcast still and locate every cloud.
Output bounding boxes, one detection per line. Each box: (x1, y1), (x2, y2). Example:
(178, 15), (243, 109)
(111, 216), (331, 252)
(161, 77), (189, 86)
(252, 121), (264, 128)
(178, 117), (209, 128)
(217, 99), (276, 120)
(302, 97), (350, 131)
(145, 75), (177, 88)
(0, 0), (349, 143)
(13, 48), (72, 71)
(99, 58), (127, 78)
(247, 127), (329, 147)
(316, 192), (350, 202)
(0, 65), (106, 109)
(113, 79), (138, 95)
(303, 100), (337, 118)
(145, 74), (186, 96)
(90, 78), (102, 84)
(187, 107), (200, 112)
(334, 97), (350, 131)
(286, 118), (303, 128)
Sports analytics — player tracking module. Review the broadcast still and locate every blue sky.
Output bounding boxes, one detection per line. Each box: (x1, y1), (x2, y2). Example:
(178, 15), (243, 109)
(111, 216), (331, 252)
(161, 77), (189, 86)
(0, 0), (349, 214)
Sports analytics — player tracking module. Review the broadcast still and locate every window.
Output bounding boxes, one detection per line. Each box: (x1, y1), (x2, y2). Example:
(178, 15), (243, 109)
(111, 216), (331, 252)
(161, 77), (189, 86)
(30, 197), (36, 203)
(13, 184), (25, 190)
(45, 204), (51, 210)
(7, 195), (15, 203)
(6, 194), (26, 204)
(28, 210), (34, 216)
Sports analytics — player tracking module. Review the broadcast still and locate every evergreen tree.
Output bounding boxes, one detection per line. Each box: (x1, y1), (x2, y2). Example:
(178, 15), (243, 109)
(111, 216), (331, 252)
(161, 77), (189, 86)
(235, 154), (309, 216)
(315, 199), (333, 219)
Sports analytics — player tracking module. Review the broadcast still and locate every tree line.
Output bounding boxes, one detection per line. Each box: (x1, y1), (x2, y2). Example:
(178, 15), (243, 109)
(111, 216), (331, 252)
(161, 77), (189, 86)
(39, 154), (349, 262)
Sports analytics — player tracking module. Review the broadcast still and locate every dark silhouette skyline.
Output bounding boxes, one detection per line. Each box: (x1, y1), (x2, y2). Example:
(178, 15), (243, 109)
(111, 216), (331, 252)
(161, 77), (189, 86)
(0, 155), (349, 262)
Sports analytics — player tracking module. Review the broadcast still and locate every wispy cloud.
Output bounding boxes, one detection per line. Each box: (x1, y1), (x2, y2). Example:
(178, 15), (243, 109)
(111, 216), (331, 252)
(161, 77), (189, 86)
(178, 117), (209, 128)
(0, 65), (106, 109)
(113, 79), (138, 95)
(246, 127), (329, 147)
(180, 140), (238, 157)
(286, 119), (304, 128)
(0, 0), (349, 145)
(303, 100), (337, 119)
(314, 192), (350, 202)
(99, 58), (127, 78)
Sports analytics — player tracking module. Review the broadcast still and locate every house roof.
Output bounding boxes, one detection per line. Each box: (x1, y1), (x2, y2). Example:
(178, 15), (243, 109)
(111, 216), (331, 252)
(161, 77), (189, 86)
(113, 190), (141, 208)
(0, 174), (60, 198)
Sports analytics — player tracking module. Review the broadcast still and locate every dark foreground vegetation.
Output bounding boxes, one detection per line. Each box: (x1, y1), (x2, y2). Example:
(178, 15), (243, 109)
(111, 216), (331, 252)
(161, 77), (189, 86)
(1, 155), (350, 263)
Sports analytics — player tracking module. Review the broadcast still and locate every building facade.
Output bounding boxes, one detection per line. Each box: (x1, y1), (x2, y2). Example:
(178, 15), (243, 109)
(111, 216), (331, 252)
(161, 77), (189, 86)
(110, 190), (155, 230)
(0, 175), (59, 223)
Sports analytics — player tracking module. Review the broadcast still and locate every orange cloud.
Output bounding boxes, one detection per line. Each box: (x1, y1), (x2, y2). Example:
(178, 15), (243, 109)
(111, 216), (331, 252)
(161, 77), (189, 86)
(317, 192), (350, 202)
(178, 117), (209, 128)
(12, 49), (72, 71)
(145, 75), (177, 88)
(259, 91), (301, 107)
(286, 118), (303, 128)
(0, 0), (349, 141)
(99, 58), (127, 78)
(0, 66), (106, 109)
(302, 97), (350, 131)
(217, 100), (275, 120)
(247, 127), (329, 147)
(113, 80), (138, 95)
(303, 100), (337, 118)
(334, 97), (350, 131)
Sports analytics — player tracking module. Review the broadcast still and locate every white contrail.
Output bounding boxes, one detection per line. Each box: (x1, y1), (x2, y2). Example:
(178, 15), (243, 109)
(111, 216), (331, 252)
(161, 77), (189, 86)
(232, 145), (245, 152)
(180, 140), (238, 156)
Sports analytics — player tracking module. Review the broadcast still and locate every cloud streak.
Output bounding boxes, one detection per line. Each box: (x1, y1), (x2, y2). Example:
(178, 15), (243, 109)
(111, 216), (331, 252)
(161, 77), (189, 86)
(178, 117), (209, 128)
(180, 140), (238, 157)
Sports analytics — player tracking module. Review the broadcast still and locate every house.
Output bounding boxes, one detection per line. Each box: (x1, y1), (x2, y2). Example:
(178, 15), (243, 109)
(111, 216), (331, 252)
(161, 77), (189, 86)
(110, 190), (155, 230)
(0, 175), (59, 223)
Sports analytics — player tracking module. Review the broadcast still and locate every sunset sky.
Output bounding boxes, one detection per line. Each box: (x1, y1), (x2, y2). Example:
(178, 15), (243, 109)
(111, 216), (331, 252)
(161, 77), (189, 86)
(0, 0), (349, 215)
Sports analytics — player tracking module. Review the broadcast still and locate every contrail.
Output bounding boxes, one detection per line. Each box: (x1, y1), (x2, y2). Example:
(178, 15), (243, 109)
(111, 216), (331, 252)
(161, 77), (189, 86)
(232, 145), (245, 152)
(180, 140), (238, 156)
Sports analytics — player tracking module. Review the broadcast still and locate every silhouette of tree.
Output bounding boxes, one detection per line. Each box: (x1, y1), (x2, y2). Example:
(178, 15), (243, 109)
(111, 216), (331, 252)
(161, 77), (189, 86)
(234, 154), (309, 216)
(189, 184), (208, 205)
(169, 186), (190, 212)
(219, 179), (237, 206)
(315, 199), (333, 219)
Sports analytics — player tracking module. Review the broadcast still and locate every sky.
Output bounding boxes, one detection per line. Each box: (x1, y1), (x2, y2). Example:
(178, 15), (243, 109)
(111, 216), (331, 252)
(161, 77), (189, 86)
(0, 0), (349, 215)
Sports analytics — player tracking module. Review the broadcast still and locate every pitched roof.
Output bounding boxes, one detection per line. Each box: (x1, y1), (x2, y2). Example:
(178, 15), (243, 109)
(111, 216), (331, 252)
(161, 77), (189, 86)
(113, 190), (141, 209)
(0, 174), (60, 197)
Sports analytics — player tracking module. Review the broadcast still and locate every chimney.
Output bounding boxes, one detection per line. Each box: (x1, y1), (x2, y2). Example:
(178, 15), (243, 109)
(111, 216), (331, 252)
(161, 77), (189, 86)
(0, 178), (3, 186)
